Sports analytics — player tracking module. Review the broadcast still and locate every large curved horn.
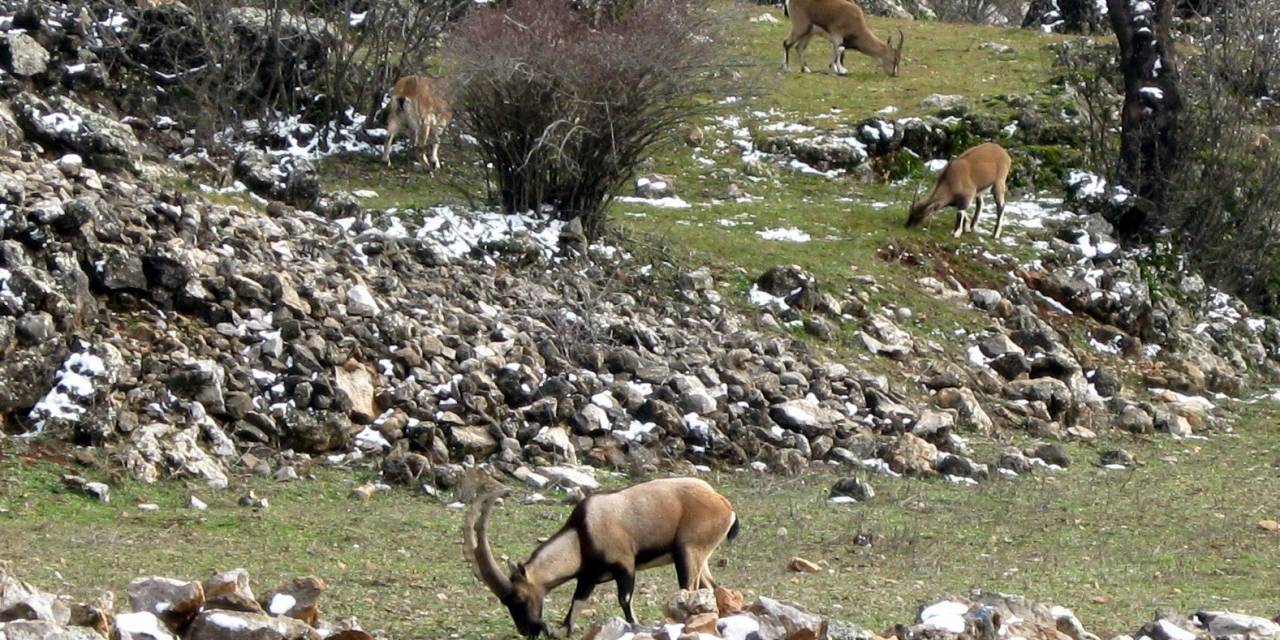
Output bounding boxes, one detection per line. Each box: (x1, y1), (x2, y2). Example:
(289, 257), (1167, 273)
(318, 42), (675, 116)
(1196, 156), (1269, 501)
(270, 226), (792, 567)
(896, 29), (905, 53)
(463, 492), (513, 598)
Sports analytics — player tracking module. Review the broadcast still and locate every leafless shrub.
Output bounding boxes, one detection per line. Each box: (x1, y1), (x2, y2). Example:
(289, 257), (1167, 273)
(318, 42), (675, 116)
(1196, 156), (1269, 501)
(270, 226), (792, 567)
(112, 0), (465, 147)
(1166, 0), (1280, 311)
(1052, 39), (1122, 174)
(447, 0), (723, 242)
(932, 0), (1024, 25)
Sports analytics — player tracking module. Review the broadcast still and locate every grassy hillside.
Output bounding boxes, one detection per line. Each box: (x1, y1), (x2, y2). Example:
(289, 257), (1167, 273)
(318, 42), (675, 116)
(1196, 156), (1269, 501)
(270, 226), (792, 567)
(6, 3), (1279, 640)
(3, 400), (1278, 639)
(320, 1), (1079, 376)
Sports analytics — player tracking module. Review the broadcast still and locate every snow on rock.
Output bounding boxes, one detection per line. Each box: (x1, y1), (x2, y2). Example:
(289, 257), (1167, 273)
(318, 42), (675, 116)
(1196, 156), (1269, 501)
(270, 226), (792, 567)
(921, 600), (970, 634)
(268, 593), (297, 615)
(115, 612), (176, 640)
(27, 346), (121, 433)
(413, 206), (564, 261)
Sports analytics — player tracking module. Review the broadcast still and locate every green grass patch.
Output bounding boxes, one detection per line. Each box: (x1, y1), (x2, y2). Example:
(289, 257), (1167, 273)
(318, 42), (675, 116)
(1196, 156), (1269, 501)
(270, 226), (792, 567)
(4, 402), (1279, 638)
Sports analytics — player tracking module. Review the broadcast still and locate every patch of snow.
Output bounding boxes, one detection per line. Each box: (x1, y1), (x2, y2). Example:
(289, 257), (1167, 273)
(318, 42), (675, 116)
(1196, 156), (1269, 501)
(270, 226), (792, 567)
(757, 227), (811, 243)
(268, 593), (296, 615)
(786, 158), (842, 178)
(613, 420), (656, 442)
(354, 426), (391, 452)
(1067, 170), (1107, 197)
(921, 601), (970, 634)
(1155, 620), (1196, 640)
(719, 615), (761, 640)
(41, 112), (83, 134)
(27, 349), (109, 433)
(116, 612), (175, 640)
(207, 612), (254, 632)
(591, 391), (616, 410)
(750, 13), (780, 22)
(413, 206), (564, 262)
(748, 284), (789, 308)
(616, 195), (690, 209)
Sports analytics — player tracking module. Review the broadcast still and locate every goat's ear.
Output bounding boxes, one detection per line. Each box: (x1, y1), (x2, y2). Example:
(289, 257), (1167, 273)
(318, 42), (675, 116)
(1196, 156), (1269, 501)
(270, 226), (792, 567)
(510, 561), (528, 579)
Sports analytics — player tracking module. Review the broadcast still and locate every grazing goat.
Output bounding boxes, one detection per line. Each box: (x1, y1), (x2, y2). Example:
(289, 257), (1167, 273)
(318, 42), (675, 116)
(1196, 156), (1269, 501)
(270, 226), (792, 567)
(462, 477), (739, 638)
(783, 0), (904, 77)
(382, 75), (451, 169)
(905, 142), (1012, 239)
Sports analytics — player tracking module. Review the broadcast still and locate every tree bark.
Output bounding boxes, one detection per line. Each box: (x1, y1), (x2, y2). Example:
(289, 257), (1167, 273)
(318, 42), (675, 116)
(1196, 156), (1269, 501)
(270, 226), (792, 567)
(1107, 0), (1182, 233)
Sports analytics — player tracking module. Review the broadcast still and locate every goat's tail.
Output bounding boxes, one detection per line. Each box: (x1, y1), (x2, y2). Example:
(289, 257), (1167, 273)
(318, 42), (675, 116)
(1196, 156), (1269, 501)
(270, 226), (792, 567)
(783, 0), (789, 18)
(726, 513), (741, 541)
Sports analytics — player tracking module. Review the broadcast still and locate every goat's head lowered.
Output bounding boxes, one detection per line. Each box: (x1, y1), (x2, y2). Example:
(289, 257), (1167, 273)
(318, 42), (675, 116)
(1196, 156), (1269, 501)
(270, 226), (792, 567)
(462, 494), (547, 638)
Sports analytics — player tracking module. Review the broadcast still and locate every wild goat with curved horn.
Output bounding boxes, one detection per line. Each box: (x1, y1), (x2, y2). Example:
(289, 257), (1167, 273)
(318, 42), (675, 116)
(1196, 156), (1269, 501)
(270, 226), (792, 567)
(782, 0), (905, 77)
(906, 142), (1012, 238)
(462, 478), (740, 638)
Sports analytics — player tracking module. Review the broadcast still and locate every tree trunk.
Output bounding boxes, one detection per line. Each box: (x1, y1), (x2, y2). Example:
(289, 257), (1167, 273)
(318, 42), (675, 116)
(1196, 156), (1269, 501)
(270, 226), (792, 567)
(1106, 0), (1182, 233)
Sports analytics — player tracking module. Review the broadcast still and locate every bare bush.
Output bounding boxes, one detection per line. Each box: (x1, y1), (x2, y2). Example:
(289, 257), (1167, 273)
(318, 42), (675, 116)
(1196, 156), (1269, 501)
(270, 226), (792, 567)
(1052, 39), (1122, 174)
(932, 0), (1024, 25)
(112, 0), (464, 147)
(447, 0), (720, 241)
(1165, 0), (1280, 311)
(1022, 0), (1109, 33)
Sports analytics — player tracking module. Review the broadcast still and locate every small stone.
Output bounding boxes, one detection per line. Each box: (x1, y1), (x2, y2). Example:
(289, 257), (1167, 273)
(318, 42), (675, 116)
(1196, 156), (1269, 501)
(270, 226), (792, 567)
(350, 483), (376, 501)
(56, 154), (84, 177)
(969, 288), (1003, 310)
(188, 495), (208, 511)
(62, 475), (110, 502)
(1027, 442), (1071, 468)
(787, 557), (822, 573)
(202, 569), (254, 602)
(828, 478), (874, 502)
(920, 94), (968, 111)
(714, 586), (744, 617)
(238, 490), (268, 509)
(126, 577), (205, 625)
(345, 284), (380, 317)
(258, 576), (325, 627)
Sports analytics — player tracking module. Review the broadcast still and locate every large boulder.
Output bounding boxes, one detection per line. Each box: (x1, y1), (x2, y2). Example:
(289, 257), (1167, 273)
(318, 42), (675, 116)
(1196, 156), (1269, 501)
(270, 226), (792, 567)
(12, 94), (142, 172)
(185, 610), (320, 640)
(2, 34), (49, 77)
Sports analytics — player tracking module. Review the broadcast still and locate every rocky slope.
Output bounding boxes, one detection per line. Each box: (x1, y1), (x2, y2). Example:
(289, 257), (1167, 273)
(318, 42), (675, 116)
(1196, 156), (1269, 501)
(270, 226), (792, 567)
(3, 0), (1280, 500)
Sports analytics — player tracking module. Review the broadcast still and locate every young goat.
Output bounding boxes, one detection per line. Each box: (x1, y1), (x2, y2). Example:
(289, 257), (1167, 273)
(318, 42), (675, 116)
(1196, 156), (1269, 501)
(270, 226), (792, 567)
(381, 75), (451, 169)
(462, 477), (739, 639)
(782, 0), (904, 77)
(905, 142), (1012, 238)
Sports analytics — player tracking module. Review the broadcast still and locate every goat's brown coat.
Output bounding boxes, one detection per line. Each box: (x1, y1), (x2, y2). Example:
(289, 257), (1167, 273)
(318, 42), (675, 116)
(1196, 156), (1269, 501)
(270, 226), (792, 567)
(382, 75), (451, 168)
(782, 0), (904, 77)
